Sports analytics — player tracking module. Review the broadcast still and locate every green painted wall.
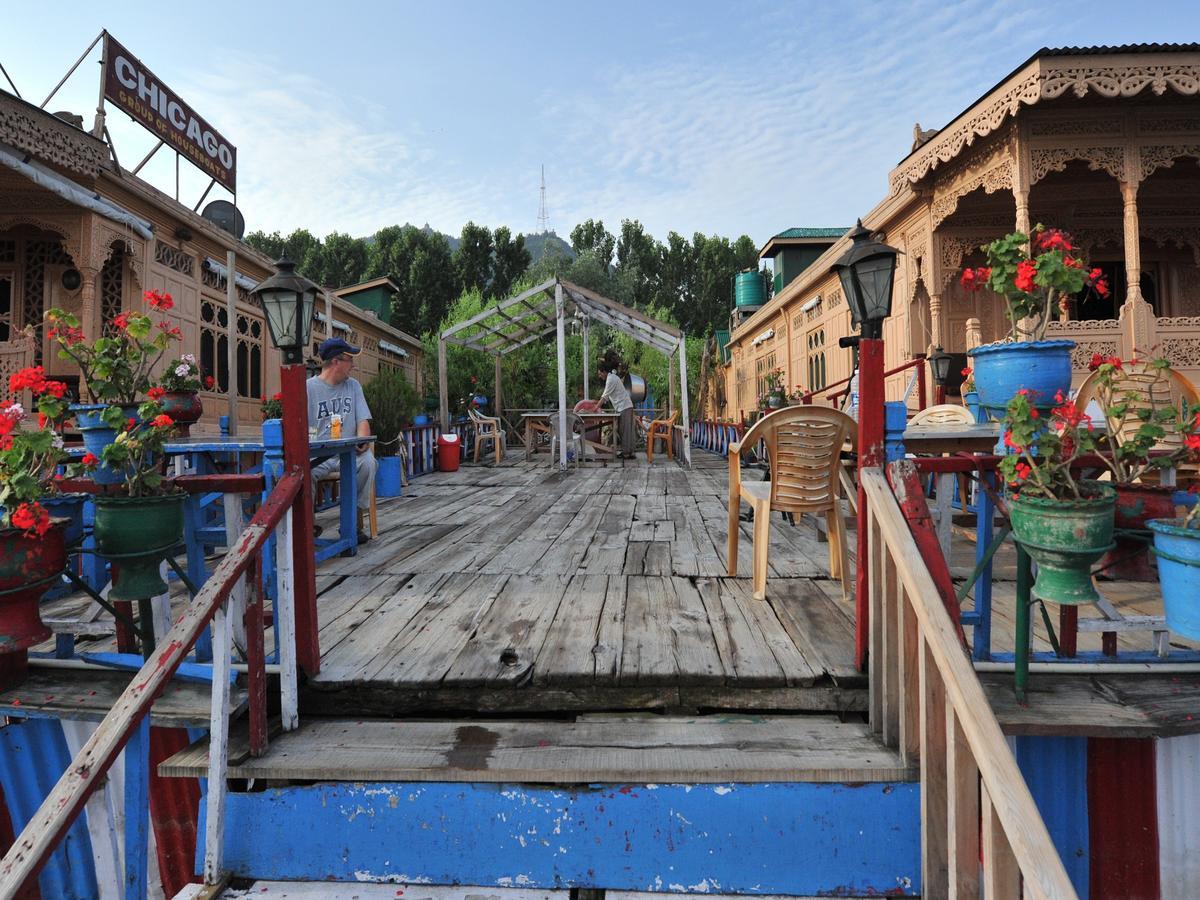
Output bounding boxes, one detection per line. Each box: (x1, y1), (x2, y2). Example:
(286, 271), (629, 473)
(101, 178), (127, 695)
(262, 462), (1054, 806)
(772, 245), (830, 294)
(340, 285), (393, 320)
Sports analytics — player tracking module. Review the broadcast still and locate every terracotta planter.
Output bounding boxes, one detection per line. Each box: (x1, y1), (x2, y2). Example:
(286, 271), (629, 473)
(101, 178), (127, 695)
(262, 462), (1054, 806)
(0, 524), (66, 689)
(93, 492), (185, 601)
(1098, 483), (1177, 581)
(1009, 482), (1116, 605)
(160, 391), (203, 437)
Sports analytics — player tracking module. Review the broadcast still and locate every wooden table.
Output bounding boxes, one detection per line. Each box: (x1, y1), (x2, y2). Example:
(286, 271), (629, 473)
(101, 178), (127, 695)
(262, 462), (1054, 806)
(577, 411), (619, 460)
(521, 412), (553, 460)
(902, 422), (1000, 455)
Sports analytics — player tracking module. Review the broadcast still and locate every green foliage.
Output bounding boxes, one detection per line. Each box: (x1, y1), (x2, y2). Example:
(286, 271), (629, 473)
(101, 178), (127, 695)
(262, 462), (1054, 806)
(457, 222), (493, 295)
(89, 401), (179, 498)
(363, 368), (421, 457)
(489, 227), (531, 300)
(570, 219), (615, 267)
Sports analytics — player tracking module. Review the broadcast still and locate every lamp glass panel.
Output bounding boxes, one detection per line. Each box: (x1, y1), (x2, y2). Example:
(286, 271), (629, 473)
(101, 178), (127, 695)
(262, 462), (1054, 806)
(261, 287), (300, 349)
(856, 255), (895, 321)
(297, 288), (316, 348)
(837, 267), (861, 324)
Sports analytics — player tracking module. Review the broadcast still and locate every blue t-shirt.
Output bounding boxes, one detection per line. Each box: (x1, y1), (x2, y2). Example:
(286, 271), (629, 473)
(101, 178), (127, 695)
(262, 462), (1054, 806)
(306, 375), (372, 439)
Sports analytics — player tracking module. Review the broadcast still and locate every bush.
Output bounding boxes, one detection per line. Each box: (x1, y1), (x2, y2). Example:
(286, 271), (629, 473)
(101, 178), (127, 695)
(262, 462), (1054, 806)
(363, 368), (420, 457)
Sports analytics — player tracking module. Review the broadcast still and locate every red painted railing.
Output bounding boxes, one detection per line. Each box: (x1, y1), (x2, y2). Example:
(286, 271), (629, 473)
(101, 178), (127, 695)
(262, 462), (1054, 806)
(0, 469), (304, 895)
(799, 355), (928, 411)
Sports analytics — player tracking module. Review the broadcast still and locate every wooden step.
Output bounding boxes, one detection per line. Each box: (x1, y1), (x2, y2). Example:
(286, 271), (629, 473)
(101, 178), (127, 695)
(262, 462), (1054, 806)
(160, 714), (915, 783)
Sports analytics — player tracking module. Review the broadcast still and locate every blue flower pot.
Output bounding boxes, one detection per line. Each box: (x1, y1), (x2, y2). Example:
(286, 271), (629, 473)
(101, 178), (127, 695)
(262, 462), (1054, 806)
(375, 455), (403, 498)
(1149, 519), (1200, 641)
(41, 493), (87, 546)
(72, 403), (141, 485)
(966, 340), (1075, 419)
(413, 414), (430, 426)
(963, 391), (982, 423)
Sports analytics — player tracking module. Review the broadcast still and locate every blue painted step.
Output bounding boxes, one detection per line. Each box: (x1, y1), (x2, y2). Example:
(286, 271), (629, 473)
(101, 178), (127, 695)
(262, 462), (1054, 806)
(166, 716), (922, 895)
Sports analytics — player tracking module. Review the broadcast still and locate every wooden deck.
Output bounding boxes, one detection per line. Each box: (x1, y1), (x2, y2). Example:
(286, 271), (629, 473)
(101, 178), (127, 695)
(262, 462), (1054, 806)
(300, 452), (864, 717)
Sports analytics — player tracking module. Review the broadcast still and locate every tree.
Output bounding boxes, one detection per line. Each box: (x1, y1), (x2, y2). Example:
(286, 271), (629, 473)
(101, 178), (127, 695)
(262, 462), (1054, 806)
(655, 231), (695, 324)
(456, 222), (493, 295)
(489, 226), (531, 299)
(244, 229), (322, 277)
(303, 232), (368, 289)
(614, 218), (661, 309)
(569, 219), (615, 268)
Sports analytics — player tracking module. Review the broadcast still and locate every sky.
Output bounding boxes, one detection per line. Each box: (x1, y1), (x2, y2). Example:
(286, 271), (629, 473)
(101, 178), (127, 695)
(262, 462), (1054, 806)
(4, 1), (1199, 247)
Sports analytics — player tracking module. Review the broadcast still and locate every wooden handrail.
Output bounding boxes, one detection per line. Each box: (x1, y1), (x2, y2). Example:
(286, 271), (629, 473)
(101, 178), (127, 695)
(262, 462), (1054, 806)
(0, 470), (304, 896)
(860, 466), (1076, 899)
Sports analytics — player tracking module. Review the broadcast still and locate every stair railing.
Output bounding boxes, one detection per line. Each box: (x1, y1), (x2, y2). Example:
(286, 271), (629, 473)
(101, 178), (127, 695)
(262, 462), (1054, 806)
(860, 466), (1076, 899)
(0, 469), (304, 897)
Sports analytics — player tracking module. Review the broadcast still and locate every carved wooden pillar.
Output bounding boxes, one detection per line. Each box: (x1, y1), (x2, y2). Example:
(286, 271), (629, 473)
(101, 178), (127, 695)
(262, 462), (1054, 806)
(928, 231), (944, 348)
(929, 291), (944, 349)
(965, 317), (983, 352)
(1118, 178), (1155, 355)
(78, 266), (101, 339)
(1013, 189), (1031, 237)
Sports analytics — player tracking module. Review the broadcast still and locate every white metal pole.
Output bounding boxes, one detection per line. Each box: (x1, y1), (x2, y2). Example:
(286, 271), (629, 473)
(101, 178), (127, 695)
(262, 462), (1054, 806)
(555, 283), (568, 470)
(438, 338), (449, 431)
(678, 335), (692, 465)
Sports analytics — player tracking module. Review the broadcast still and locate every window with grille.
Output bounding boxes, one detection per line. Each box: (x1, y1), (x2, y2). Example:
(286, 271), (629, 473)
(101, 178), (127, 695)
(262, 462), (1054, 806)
(754, 352), (777, 398)
(806, 329), (827, 391)
(100, 250), (124, 335)
(23, 241), (71, 364)
(0, 275), (11, 342)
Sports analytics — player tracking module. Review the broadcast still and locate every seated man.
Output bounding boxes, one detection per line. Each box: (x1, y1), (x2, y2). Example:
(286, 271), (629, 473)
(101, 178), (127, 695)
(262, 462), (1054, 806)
(306, 338), (377, 541)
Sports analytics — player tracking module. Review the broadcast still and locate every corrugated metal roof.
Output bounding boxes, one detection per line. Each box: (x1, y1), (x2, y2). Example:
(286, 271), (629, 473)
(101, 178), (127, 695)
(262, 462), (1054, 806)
(0, 719), (99, 898)
(771, 227), (848, 240)
(1156, 733), (1200, 898)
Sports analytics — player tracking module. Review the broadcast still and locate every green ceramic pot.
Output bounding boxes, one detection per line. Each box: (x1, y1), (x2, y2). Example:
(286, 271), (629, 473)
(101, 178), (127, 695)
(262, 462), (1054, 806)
(1009, 481), (1116, 605)
(93, 492), (185, 601)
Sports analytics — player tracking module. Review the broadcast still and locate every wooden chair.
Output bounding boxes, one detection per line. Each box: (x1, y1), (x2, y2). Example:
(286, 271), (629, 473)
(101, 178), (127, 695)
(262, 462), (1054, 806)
(646, 411), (679, 463)
(727, 406), (857, 601)
(1075, 362), (1200, 487)
(469, 408), (506, 465)
(315, 473), (378, 540)
(908, 404), (975, 557)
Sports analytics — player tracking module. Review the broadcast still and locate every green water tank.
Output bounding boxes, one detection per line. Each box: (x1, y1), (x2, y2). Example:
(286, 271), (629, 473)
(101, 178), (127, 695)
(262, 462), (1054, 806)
(733, 269), (767, 308)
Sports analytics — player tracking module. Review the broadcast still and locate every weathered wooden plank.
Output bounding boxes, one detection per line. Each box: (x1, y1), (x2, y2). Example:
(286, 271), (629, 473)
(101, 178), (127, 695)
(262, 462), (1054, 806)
(161, 716), (917, 783)
(532, 574), (611, 686)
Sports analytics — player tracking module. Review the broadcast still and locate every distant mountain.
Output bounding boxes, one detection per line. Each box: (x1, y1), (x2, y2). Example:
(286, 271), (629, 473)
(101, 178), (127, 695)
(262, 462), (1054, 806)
(523, 231), (574, 263)
(363, 225), (574, 263)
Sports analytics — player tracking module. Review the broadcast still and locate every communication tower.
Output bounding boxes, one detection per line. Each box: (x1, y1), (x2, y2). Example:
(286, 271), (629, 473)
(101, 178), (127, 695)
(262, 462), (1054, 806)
(537, 165), (551, 234)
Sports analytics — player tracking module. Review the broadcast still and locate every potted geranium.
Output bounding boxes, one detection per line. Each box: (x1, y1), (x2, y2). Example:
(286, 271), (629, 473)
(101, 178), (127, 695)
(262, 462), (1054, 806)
(961, 367), (980, 421)
(961, 226), (1108, 419)
(1148, 407), (1200, 638)
(157, 353), (212, 435)
(758, 367), (788, 410)
(999, 388), (1116, 605)
(1084, 354), (1197, 579)
(261, 392), (284, 420)
(0, 367), (74, 687)
(46, 289), (181, 483)
(83, 398), (184, 603)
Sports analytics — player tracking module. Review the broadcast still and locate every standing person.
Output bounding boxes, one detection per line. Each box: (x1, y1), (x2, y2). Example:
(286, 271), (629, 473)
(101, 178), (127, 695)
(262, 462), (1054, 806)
(307, 337), (377, 541)
(597, 357), (635, 459)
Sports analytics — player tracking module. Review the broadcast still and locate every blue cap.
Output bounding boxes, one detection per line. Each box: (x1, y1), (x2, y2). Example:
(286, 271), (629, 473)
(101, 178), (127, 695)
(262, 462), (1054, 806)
(318, 337), (361, 360)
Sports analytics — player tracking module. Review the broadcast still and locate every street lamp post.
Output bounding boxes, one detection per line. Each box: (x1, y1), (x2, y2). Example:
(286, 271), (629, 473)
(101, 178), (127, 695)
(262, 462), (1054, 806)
(929, 345), (953, 406)
(250, 258), (321, 675)
(832, 221), (901, 671)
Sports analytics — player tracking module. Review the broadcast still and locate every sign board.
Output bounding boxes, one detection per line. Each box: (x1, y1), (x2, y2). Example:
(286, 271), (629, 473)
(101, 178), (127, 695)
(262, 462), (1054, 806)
(102, 33), (237, 191)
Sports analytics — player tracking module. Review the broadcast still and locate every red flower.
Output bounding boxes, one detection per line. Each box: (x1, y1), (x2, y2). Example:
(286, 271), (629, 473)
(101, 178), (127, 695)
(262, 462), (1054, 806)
(204, 375), (215, 389)
(41, 380), (67, 399)
(10, 502), (51, 537)
(959, 267), (991, 292)
(9, 366), (46, 393)
(1014, 259), (1037, 293)
(272, 392), (283, 401)
(961, 367), (972, 378)
(147, 386), (165, 401)
(1003, 431), (1023, 453)
(151, 414), (174, 428)
(81, 452), (100, 467)
(126, 417), (137, 431)
(112, 312), (131, 331)
(1014, 461), (1032, 481)
(145, 290), (174, 311)
(1035, 228), (1074, 254)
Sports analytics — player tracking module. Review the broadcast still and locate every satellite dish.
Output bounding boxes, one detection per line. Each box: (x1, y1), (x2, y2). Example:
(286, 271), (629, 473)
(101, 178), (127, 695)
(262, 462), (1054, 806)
(201, 200), (246, 239)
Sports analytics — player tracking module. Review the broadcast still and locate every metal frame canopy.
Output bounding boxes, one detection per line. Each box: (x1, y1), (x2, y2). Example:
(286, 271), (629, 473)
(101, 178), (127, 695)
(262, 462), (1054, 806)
(437, 278), (690, 467)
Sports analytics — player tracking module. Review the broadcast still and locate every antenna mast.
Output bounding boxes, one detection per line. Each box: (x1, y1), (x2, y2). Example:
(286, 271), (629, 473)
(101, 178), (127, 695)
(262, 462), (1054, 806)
(537, 164), (551, 234)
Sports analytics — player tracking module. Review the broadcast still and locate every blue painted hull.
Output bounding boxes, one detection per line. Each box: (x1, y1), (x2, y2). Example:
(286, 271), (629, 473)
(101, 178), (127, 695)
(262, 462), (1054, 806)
(207, 781), (921, 894)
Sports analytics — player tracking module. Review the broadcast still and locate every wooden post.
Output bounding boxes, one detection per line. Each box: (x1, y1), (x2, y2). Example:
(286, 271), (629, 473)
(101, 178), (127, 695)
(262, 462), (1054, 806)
(225, 250), (239, 435)
(280, 362), (320, 675)
(438, 337), (449, 432)
(555, 283), (568, 469)
(668, 348), (677, 415)
(276, 506), (298, 731)
(582, 316), (590, 399)
(494, 353), (503, 423)
(678, 335), (691, 465)
(204, 598), (231, 883)
(855, 337), (885, 669)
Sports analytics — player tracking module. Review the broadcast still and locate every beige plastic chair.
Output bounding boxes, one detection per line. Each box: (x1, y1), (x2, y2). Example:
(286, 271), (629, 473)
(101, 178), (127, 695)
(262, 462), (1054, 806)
(727, 406), (857, 601)
(469, 408), (506, 464)
(1075, 362), (1200, 486)
(909, 404), (976, 427)
(646, 410), (679, 462)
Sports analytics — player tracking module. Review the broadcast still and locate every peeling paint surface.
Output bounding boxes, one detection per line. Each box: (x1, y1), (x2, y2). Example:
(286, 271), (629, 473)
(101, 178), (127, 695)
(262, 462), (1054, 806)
(207, 781), (920, 894)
